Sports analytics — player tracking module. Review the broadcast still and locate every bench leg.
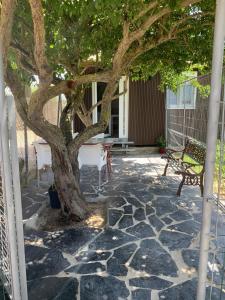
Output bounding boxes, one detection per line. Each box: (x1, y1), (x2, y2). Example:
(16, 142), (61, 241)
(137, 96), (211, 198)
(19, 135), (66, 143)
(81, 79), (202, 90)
(200, 176), (204, 197)
(162, 162), (169, 176)
(98, 170), (101, 191)
(177, 176), (185, 196)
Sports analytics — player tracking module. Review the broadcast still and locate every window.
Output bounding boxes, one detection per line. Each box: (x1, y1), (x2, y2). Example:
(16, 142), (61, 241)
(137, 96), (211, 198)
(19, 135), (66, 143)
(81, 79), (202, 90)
(166, 82), (197, 109)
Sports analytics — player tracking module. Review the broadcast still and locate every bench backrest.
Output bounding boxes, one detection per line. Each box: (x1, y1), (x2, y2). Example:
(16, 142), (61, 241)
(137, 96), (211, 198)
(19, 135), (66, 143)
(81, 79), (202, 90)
(183, 138), (206, 165)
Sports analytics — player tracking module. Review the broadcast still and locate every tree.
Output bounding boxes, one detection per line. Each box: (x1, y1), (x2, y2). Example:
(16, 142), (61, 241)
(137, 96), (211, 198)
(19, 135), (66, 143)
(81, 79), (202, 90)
(0, 0), (214, 220)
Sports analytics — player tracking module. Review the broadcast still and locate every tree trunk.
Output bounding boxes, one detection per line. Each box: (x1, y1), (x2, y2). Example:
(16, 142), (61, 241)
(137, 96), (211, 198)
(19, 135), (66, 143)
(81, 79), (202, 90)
(51, 144), (88, 221)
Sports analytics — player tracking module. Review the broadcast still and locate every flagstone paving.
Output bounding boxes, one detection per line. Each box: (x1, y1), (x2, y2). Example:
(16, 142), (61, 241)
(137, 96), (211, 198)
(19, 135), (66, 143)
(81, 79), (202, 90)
(22, 155), (225, 299)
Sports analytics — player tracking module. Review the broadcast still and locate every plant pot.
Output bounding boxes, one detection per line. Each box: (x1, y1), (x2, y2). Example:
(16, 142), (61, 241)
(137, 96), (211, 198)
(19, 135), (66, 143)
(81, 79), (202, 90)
(48, 186), (61, 209)
(159, 147), (166, 154)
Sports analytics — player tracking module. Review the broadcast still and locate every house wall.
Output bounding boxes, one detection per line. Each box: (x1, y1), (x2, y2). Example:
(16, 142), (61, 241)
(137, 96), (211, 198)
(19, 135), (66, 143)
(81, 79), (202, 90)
(73, 75), (166, 146)
(128, 75), (165, 145)
(16, 96), (64, 172)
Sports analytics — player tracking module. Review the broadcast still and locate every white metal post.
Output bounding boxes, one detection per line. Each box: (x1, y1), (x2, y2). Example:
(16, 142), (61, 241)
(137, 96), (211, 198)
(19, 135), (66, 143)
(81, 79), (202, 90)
(197, 1), (225, 299)
(7, 96), (28, 300)
(0, 46), (28, 300)
(0, 58), (20, 300)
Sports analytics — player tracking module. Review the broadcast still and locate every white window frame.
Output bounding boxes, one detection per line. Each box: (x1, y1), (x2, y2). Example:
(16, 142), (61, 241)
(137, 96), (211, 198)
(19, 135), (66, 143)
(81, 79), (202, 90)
(92, 82), (98, 124)
(166, 79), (197, 110)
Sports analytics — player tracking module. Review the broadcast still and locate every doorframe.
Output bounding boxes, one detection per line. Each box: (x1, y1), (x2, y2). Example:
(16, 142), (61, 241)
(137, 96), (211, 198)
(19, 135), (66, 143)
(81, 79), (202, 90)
(119, 76), (129, 138)
(92, 78), (129, 138)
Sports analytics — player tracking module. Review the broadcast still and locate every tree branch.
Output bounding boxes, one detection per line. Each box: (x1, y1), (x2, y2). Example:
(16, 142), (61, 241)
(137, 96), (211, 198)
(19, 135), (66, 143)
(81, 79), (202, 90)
(123, 10), (212, 70)
(0, 0), (17, 74)
(28, 0), (51, 83)
(133, 1), (158, 22)
(87, 78), (128, 117)
(129, 0), (201, 43)
(10, 41), (37, 73)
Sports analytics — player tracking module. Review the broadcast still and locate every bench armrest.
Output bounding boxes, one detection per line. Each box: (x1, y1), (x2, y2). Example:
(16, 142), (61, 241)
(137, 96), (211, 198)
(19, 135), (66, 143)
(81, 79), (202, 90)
(161, 148), (183, 160)
(181, 161), (204, 174)
(181, 161), (202, 168)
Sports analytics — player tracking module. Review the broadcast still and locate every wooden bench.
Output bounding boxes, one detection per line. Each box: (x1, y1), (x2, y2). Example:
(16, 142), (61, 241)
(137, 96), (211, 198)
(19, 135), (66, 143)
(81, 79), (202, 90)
(162, 138), (206, 196)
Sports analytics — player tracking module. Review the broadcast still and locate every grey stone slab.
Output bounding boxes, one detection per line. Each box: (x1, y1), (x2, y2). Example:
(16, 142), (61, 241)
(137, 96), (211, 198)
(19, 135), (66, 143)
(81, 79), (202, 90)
(22, 196), (34, 209)
(80, 183), (96, 193)
(130, 239), (178, 277)
(162, 216), (173, 224)
(28, 277), (78, 300)
(159, 230), (193, 250)
(113, 243), (138, 263)
(24, 229), (48, 240)
(102, 191), (128, 197)
(75, 250), (111, 262)
(107, 259), (128, 276)
(151, 187), (177, 196)
(192, 212), (202, 223)
(30, 194), (48, 203)
(117, 176), (140, 183)
(66, 262), (105, 274)
(89, 228), (136, 250)
(127, 197), (144, 208)
(206, 287), (225, 300)
(129, 276), (172, 290)
(168, 220), (200, 236)
(152, 198), (177, 216)
(158, 278), (197, 300)
(25, 245), (70, 281)
(118, 215), (134, 229)
(54, 279), (79, 300)
(169, 209), (192, 221)
(23, 202), (42, 219)
(134, 208), (146, 221)
(108, 209), (123, 226)
(182, 249), (223, 285)
(80, 275), (130, 300)
(109, 197), (127, 208)
(85, 193), (99, 201)
(148, 215), (164, 231)
(44, 228), (101, 255)
(116, 182), (148, 192)
(107, 243), (137, 276)
(146, 204), (155, 216)
(133, 191), (154, 204)
(182, 249), (199, 269)
(126, 222), (155, 239)
(131, 289), (151, 300)
(123, 204), (133, 214)
(0, 284), (9, 300)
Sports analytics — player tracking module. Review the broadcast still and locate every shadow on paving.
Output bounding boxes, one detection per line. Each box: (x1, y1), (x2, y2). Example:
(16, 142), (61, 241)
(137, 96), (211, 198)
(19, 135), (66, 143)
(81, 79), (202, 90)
(22, 156), (225, 300)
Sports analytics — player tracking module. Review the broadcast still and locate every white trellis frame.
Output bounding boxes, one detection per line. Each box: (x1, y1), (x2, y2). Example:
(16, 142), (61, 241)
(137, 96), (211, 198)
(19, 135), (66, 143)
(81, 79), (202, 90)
(0, 53), (28, 298)
(197, 0), (225, 299)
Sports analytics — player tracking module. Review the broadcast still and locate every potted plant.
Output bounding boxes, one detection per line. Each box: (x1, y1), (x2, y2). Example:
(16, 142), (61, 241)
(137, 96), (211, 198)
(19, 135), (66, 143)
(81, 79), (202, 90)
(156, 135), (166, 154)
(48, 184), (61, 209)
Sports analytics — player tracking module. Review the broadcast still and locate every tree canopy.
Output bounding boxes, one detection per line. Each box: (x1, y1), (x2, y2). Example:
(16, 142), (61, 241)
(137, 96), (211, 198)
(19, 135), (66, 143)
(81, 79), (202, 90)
(8, 0), (215, 86)
(0, 0), (216, 219)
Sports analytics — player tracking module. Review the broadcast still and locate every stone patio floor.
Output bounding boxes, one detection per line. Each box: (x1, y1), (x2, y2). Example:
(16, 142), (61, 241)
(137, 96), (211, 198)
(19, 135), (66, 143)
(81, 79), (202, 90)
(22, 155), (225, 300)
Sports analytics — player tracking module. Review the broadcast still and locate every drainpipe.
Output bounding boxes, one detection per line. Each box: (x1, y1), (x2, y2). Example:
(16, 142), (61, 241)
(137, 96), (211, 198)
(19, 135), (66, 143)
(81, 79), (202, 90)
(197, 1), (225, 299)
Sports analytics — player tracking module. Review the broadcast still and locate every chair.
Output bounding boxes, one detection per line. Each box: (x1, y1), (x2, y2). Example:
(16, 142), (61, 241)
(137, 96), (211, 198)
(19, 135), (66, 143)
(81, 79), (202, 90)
(72, 132), (79, 139)
(78, 143), (107, 190)
(91, 133), (104, 139)
(33, 141), (52, 187)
